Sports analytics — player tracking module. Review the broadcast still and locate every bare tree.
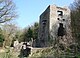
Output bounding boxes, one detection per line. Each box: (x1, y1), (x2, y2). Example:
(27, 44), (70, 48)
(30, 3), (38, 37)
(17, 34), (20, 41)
(70, 0), (80, 41)
(0, 0), (17, 23)
(2, 23), (19, 46)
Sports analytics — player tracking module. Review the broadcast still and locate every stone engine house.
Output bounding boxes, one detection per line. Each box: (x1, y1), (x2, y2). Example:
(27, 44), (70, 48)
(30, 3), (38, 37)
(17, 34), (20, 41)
(38, 5), (72, 47)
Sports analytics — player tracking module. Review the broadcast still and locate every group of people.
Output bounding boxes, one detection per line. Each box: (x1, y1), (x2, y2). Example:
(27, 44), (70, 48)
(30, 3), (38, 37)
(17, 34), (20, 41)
(20, 42), (31, 57)
(13, 40), (31, 58)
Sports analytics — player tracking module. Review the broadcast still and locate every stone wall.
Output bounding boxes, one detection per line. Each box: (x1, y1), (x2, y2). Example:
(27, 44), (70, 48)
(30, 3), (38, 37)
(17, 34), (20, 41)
(38, 5), (73, 47)
(38, 6), (50, 47)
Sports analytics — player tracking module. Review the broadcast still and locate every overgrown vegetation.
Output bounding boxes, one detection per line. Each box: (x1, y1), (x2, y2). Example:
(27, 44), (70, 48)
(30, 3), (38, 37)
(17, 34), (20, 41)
(69, 0), (80, 57)
(70, 0), (80, 44)
(0, 0), (80, 58)
(0, 28), (4, 47)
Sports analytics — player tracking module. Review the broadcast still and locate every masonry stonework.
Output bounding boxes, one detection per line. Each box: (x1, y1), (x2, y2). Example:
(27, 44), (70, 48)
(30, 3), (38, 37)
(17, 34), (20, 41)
(38, 5), (72, 47)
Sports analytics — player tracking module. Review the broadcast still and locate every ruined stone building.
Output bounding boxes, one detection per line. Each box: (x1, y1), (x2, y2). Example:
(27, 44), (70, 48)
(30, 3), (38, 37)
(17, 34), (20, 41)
(38, 5), (72, 47)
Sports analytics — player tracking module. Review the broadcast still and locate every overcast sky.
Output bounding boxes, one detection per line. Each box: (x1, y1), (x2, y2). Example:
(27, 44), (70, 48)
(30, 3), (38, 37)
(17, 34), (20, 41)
(13, 0), (74, 28)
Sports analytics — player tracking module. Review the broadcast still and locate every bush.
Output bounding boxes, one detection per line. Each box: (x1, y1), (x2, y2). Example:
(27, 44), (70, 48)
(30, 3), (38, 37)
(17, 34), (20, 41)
(28, 47), (55, 58)
(0, 34), (4, 47)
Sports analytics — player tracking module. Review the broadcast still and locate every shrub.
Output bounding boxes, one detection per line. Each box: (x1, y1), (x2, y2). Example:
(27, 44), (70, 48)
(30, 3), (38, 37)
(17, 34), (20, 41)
(0, 34), (4, 47)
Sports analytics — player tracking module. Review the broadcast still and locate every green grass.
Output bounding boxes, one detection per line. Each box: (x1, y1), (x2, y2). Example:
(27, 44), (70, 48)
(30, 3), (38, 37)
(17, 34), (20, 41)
(0, 48), (19, 58)
(0, 47), (79, 58)
(28, 47), (55, 58)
